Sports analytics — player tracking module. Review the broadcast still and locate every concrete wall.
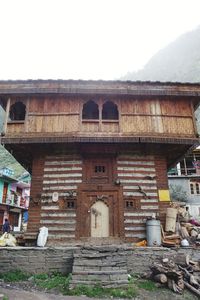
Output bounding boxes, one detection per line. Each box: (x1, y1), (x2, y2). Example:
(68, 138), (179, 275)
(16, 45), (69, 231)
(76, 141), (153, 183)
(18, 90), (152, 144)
(0, 246), (200, 275)
(168, 176), (200, 204)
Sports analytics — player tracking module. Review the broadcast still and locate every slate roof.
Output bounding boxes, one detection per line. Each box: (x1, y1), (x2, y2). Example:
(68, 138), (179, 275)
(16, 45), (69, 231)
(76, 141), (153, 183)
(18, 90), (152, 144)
(0, 80), (200, 98)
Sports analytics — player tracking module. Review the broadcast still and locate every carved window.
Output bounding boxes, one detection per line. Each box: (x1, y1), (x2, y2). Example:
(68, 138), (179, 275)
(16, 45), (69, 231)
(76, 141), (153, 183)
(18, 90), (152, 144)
(126, 200), (133, 208)
(196, 183), (200, 194)
(9, 101), (26, 121)
(125, 198), (141, 210)
(95, 165), (106, 173)
(82, 100), (99, 120)
(102, 101), (119, 120)
(190, 183), (194, 194)
(190, 182), (200, 195)
(67, 201), (75, 209)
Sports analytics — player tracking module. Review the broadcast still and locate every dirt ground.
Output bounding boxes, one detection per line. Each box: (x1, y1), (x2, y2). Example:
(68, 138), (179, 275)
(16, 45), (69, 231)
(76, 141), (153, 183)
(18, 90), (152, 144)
(0, 282), (198, 300)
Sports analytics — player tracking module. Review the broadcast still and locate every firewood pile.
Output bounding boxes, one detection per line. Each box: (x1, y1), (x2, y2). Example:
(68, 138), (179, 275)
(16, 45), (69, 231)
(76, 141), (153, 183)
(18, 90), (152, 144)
(148, 254), (200, 297)
(162, 203), (200, 247)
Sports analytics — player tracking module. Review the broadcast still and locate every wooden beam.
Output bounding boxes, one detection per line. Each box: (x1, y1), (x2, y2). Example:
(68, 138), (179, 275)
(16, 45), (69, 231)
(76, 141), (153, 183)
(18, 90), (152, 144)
(190, 100), (198, 136)
(2, 97), (10, 134)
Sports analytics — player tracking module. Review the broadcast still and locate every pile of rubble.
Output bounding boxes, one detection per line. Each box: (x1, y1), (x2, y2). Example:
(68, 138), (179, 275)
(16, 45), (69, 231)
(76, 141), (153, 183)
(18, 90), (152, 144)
(146, 254), (200, 297)
(162, 203), (200, 247)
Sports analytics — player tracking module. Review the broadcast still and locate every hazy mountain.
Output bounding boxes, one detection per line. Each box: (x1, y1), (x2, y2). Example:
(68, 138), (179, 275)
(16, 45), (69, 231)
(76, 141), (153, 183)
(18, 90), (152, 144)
(122, 26), (200, 82)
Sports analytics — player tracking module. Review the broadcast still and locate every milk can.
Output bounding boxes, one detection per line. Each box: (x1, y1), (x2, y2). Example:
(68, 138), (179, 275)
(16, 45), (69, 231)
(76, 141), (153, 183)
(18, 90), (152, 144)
(146, 219), (161, 246)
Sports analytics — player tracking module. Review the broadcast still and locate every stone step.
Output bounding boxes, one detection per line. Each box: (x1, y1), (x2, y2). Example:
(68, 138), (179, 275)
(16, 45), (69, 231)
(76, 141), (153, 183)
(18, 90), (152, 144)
(73, 265), (125, 272)
(73, 269), (127, 275)
(70, 245), (129, 288)
(73, 260), (127, 267)
(72, 273), (128, 281)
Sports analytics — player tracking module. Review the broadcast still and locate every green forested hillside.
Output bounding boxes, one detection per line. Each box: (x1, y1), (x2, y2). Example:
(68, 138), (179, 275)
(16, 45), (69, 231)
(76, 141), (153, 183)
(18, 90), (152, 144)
(0, 108), (28, 178)
(122, 26), (200, 83)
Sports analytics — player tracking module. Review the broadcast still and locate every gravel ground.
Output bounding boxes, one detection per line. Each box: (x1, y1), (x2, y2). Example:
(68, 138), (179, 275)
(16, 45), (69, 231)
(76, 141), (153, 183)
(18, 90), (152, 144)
(0, 281), (198, 300)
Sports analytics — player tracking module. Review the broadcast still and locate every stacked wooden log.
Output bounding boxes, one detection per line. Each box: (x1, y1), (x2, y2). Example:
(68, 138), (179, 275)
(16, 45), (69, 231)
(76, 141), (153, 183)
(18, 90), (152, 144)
(162, 202), (200, 247)
(148, 255), (200, 297)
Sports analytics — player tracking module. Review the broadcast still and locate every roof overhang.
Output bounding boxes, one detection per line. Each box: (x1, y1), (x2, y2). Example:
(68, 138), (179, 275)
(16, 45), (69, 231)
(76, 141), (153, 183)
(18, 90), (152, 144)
(0, 174), (18, 183)
(1, 135), (199, 145)
(0, 79), (199, 104)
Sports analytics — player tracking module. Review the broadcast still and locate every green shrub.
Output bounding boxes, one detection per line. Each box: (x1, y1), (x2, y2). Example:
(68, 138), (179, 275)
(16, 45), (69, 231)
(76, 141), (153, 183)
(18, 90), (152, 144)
(136, 279), (157, 291)
(68, 283), (138, 298)
(33, 272), (71, 293)
(0, 270), (29, 282)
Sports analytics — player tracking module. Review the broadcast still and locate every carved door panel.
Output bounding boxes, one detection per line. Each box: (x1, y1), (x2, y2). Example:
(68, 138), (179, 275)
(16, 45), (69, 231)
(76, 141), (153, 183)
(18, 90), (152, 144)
(90, 201), (109, 237)
(76, 186), (124, 238)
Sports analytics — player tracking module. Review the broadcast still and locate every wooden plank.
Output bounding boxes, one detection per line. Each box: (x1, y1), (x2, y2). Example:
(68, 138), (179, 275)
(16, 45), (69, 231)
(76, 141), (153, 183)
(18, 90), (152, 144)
(2, 97), (10, 134)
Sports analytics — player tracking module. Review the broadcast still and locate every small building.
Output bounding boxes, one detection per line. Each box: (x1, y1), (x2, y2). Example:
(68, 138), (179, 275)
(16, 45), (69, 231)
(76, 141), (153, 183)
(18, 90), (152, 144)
(168, 148), (200, 218)
(0, 147), (30, 233)
(0, 80), (200, 245)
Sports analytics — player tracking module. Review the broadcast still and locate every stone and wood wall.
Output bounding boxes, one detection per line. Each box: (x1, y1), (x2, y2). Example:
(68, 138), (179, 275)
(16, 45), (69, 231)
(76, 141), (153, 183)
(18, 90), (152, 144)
(26, 151), (170, 244)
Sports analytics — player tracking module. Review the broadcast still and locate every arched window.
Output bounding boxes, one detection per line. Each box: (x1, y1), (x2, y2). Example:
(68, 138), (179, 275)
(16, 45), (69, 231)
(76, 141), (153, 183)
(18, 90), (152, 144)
(82, 100), (99, 120)
(102, 101), (119, 120)
(9, 101), (26, 121)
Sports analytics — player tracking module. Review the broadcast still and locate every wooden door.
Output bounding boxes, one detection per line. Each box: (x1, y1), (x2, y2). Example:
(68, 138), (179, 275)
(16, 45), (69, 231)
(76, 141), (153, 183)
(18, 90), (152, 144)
(76, 184), (124, 238)
(91, 201), (109, 237)
(2, 183), (8, 203)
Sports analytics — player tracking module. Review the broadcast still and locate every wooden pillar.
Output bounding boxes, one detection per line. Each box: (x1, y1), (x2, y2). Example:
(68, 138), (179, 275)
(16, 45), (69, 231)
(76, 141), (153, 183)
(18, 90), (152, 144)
(99, 98), (102, 132)
(25, 97), (30, 132)
(2, 98), (10, 134)
(184, 158), (188, 175)
(190, 100), (198, 137)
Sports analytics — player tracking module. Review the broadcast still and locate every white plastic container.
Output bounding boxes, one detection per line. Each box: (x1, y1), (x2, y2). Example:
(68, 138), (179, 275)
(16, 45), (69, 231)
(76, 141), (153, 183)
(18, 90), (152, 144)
(37, 226), (48, 247)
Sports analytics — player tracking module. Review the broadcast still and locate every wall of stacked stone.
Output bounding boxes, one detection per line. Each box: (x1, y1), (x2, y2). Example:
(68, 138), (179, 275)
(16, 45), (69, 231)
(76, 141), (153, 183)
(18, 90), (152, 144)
(0, 247), (76, 275)
(126, 247), (200, 274)
(0, 246), (200, 275)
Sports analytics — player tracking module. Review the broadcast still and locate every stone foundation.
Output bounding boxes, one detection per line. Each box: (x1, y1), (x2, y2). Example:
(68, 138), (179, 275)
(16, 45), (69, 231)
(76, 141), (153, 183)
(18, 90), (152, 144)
(0, 247), (76, 275)
(0, 246), (199, 276)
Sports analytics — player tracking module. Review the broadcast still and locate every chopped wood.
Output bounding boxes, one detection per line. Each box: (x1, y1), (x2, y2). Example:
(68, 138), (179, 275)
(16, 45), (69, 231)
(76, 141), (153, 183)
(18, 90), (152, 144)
(184, 281), (200, 297)
(174, 254), (190, 267)
(164, 234), (180, 240)
(180, 226), (190, 239)
(191, 229), (198, 238)
(150, 257), (200, 294)
(179, 265), (200, 289)
(189, 261), (200, 272)
(154, 273), (168, 284)
(189, 260), (197, 265)
(162, 240), (176, 247)
(167, 278), (183, 294)
(161, 225), (165, 239)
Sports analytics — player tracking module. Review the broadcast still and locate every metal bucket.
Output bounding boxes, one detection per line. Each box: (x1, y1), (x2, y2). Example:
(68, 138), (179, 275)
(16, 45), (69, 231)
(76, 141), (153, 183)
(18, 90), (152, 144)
(146, 219), (161, 246)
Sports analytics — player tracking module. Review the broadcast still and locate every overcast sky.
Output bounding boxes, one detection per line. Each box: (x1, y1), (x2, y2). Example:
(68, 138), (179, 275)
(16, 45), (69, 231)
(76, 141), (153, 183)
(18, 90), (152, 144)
(0, 0), (200, 80)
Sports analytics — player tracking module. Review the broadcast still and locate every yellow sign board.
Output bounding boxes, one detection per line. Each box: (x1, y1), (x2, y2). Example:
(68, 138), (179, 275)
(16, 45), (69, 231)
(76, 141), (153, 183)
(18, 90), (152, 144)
(158, 189), (170, 202)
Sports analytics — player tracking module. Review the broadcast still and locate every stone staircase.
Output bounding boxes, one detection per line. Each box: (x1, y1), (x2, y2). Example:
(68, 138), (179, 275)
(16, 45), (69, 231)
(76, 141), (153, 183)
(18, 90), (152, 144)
(70, 245), (129, 288)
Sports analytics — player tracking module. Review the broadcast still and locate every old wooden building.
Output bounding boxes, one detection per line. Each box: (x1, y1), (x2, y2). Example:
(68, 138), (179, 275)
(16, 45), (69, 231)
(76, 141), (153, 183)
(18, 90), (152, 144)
(0, 80), (200, 244)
